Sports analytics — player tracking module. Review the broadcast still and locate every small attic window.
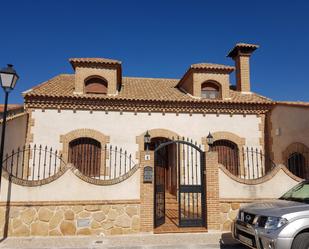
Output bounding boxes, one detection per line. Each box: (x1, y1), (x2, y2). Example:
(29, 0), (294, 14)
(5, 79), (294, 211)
(84, 77), (108, 94)
(201, 81), (221, 99)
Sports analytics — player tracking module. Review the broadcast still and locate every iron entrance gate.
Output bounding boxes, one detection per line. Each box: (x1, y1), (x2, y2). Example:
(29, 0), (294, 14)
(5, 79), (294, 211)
(154, 139), (206, 228)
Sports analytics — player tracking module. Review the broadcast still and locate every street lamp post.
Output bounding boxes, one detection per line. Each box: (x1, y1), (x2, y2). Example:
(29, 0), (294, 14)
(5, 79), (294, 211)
(0, 64), (19, 189)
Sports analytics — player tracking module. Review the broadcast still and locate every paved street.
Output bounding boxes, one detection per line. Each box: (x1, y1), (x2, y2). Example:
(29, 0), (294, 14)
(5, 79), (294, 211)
(0, 233), (248, 249)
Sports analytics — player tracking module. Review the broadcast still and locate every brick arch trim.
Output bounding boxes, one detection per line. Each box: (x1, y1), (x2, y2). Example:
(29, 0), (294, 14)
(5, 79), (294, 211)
(136, 128), (180, 158)
(202, 131), (245, 151)
(202, 131), (246, 176)
(60, 128), (110, 165)
(282, 142), (309, 169)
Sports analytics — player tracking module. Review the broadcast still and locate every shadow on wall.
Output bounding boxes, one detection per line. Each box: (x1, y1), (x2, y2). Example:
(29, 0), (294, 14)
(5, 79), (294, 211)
(0, 175), (12, 242)
(220, 232), (248, 248)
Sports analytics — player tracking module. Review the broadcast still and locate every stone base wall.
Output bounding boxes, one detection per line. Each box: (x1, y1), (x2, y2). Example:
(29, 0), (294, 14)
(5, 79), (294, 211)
(0, 202), (140, 237)
(219, 201), (244, 231)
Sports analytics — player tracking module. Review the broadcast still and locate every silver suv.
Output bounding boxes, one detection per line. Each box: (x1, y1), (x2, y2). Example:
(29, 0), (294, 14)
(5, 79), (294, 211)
(232, 180), (309, 249)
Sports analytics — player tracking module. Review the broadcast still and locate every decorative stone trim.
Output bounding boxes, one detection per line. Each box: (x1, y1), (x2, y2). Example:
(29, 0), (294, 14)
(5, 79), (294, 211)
(202, 131), (246, 176)
(258, 113), (265, 150)
(25, 96), (273, 115)
(136, 129), (180, 159)
(25, 109), (34, 144)
(60, 129), (110, 172)
(219, 164), (302, 185)
(0, 199), (140, 207)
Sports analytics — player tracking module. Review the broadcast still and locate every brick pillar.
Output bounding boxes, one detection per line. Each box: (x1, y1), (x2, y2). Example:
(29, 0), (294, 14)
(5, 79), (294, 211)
(140, 150), (154, 232)
(205, 151), (220, 230)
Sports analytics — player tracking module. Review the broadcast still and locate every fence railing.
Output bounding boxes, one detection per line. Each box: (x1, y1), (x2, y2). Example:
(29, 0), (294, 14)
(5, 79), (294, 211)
(2, 145), (64, 180)
(242, 147), (276, 179)
(2, 144), (137, 182)
(214, 146), (276, 180)
(75, 145), (137, 180)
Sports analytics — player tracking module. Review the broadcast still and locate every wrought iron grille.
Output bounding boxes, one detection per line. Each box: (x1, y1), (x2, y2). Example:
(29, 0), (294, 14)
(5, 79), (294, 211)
(2, 145), (64, 180)
(286, 151), (309, 179)
(2, 144), (136, 181)
(211, 144), (276, 180)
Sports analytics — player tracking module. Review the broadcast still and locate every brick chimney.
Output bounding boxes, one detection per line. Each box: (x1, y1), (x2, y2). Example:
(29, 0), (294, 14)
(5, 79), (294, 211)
(227, 43), (259, 93)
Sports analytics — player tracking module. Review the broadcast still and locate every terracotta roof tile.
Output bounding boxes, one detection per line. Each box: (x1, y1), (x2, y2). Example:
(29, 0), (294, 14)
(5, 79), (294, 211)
(190, 63), (235, 72)
(276, 101), (309, 107)
(69, 58), (121, 69)
(25, 74), (272, 104)
(0, 104), (23, 113)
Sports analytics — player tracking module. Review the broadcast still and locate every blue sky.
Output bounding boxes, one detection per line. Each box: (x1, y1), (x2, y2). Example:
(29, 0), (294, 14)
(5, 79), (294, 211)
(0, 0), (308, 104)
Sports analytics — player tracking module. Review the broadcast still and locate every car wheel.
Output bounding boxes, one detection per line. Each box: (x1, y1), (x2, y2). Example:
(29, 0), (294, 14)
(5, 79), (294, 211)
(292, 232), (309, 249)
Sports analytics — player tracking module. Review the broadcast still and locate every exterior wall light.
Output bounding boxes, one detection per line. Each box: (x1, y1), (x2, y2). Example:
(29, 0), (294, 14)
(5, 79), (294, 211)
(144, 130), (151, 151)
(206, 132), (214, 151)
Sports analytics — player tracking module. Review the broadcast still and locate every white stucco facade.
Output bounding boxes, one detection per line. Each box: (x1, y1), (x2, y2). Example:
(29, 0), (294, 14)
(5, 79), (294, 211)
(0, 168), (140, 202)
(219, 167), (300, 199)
(1, 114), (28, 156)
(30, 109), (263, 158)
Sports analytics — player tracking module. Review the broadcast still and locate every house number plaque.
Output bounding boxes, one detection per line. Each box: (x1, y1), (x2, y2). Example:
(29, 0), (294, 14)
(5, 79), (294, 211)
(143, 166), (153, 183)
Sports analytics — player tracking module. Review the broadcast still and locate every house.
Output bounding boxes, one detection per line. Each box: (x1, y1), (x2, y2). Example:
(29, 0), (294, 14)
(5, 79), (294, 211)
(0, 43), (308, 236)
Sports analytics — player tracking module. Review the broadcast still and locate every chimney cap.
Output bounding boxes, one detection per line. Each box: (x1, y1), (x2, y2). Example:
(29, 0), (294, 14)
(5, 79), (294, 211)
(227, 43), (259, 58)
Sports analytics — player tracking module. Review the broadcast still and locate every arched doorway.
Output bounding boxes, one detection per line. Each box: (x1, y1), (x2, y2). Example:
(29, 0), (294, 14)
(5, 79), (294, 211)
(153, 139), (206, 230)
(288, 152), (306, 178)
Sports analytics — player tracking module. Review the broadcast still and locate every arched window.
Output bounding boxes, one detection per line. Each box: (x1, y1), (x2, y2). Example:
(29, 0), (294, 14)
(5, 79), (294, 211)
(212, 140), (239, 176)
(288, 152), (306, 178)
(68, 137), (101, 176)
(201, 81), (221, 99)
(84, 77), (108, 94)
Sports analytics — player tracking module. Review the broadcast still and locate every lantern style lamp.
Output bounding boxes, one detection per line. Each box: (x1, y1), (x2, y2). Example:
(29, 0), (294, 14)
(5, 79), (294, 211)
(0, 64), (19, 191)
(206, 132), (214, 151)
(0, 64), (19, 92)
(144, 130), (151, 151)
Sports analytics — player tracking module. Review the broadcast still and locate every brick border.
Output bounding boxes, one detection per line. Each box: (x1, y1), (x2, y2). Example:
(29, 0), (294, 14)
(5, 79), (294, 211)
(205, 151), (220, 230)
(1, 164), (69, 187)
(139, 151), (154, 232)
(60, 128), (110, 172)
(202, 131), (246, 176)
(72, 163), (140, 186)
(136, 129), (180, 159)
(219, 164), (302, 185)
(2, 163), (139, 187)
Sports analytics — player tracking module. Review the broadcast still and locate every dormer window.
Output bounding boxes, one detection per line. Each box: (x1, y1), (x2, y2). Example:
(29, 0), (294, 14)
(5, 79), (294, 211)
(84, 76), (108, 94)
(201, 81), (221, 99)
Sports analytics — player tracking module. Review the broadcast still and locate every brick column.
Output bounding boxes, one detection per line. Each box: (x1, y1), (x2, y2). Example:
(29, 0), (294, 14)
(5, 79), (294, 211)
(140, 150), (154, 232)
(205, 151), (220, 230)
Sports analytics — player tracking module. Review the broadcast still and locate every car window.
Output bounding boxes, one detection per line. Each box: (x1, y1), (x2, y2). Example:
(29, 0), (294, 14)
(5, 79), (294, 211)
(280, 182), (309, 203)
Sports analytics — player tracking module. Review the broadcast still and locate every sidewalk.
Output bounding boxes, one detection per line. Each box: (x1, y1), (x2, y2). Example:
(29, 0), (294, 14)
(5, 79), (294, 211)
(0, 232), (247, 249)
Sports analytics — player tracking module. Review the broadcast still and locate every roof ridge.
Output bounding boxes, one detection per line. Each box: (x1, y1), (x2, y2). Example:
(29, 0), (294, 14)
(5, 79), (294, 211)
(124, 76), (179, 81)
